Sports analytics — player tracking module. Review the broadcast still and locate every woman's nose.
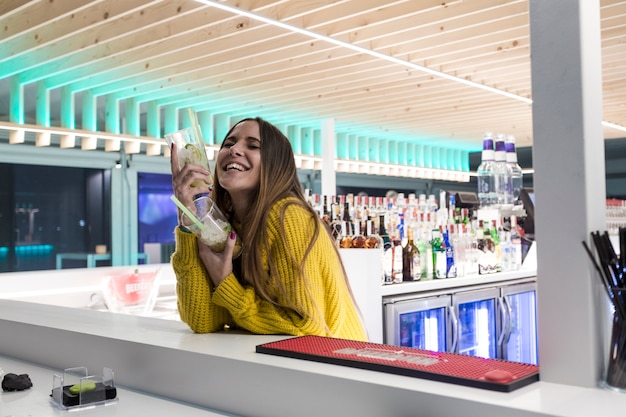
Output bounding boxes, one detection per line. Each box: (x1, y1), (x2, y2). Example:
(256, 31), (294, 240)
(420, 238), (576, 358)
(229, 142), (244, 156)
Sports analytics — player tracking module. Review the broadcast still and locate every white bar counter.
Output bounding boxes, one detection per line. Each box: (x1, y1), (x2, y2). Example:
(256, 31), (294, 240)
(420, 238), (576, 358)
(0, 355), (236, 416)
(1, 299), (625, 417)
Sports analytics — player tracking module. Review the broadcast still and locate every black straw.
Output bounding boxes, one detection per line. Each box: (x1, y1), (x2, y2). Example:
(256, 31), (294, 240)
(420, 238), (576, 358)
(585, 231), (626, 321)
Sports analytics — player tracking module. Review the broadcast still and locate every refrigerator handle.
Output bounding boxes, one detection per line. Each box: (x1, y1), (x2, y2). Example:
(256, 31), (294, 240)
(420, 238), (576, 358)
(498, 295), (512, 347)
(448, 304), (459, 353)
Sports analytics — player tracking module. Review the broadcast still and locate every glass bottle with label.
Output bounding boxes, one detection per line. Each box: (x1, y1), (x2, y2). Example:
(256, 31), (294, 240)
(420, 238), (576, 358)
(510, 215), (523, 270)
(402, 226), (421, 281)
(444, 225), (457, 278)
(431, 228), (446, 279)
(478, 221), (496, 274)
(339, 221), (353, 249)
(477, 132), (496, 207)
(494, 134), (513, 209)
(378, 214), (391, 250)
(506, 135), (524, 206)
(365, 219), (383, 249)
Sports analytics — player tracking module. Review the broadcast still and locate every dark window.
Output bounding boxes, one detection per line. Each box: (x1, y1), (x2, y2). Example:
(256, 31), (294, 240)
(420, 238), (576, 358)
(0, 164), (110, 272)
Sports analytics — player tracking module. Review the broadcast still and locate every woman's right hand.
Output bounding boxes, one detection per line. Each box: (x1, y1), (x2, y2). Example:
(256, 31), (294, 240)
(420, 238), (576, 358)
(198, 230), (238, 287)
(170, 143), (212, 214)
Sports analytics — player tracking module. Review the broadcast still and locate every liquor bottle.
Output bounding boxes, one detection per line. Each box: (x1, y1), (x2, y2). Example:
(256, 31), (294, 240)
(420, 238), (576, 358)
(444, 225), (457, 278)
(396, 211), (406, 248)
(436, 190), (448, 226)
(476, 221), (487, 274)
(427, 194), (438, 214)
(378, 214), (391, 250)
(451, 223), (468, 278)
(448, 193), (457, 223)
(467, 223), (479, 276)
(418, 193), (428, 214)
(382, 238), (395, 285)
(402, 226), (421, 281)
(490, 220), (502, 272)
(351, 221), (367, 248)
(431, 228), (446, 279)
(311, 194), (322, 218)
(418, 221), (432, 280)
(365, 219), (383, 249)
(500, 230), (512, 272)
(477, 132), (496, 207)
(342, 198), (353, 237)
(329, 195), (342, 242)
(506, 135), (524, 205)
(339, 221), (353, 249)
(383, 227), (401, 284)
(494, 134), (513, 209)
(478, 221), (496, 274)
(383, 229), (402, 284)
(322, 195), (331, 225)
(510, 215), (523, 270)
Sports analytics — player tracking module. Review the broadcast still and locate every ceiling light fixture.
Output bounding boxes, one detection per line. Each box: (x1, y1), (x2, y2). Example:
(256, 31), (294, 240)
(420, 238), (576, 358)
(195, 0), (626, 135)
(194, 0), (533, 104)
(603, 121), (626, 133)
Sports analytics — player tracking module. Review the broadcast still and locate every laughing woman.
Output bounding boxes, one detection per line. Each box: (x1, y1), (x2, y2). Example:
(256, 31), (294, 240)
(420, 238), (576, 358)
(169, 117), (367, 341)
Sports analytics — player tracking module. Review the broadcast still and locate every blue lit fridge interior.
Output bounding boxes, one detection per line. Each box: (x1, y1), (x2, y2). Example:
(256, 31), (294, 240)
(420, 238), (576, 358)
(503, 286), (539, 365)
(384, 296), (452, 352)
(454, 288), (500, 360)
(399, 308), (447, 351)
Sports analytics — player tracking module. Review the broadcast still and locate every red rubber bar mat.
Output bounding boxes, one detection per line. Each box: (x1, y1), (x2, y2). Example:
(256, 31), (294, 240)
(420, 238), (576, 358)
(256, 335), (539, 392)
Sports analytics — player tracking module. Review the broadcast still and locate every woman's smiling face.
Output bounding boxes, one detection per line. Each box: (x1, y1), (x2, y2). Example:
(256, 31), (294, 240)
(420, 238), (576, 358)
(216, 119), (262, 199)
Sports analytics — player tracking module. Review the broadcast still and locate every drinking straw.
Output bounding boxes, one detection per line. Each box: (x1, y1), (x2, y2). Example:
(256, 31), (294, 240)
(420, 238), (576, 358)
(583, 240), (626, 321)
(618, 227), (626, 271)
(187, 108), (204, 143)
(170, 195), (205, 231)
(601, 231), (624, 288)
(587, 231), (626, 321)
(593, 232), (621, 290)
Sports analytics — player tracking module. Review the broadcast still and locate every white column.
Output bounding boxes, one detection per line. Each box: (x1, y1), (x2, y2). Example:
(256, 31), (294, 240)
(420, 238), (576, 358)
(529, 0), (606, 387)
(320, 118), (336, 197)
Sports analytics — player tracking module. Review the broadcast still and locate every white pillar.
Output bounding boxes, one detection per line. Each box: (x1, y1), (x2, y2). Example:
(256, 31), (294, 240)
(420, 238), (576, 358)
(320, 118), (336, 197)
(529, 0), (606, 387)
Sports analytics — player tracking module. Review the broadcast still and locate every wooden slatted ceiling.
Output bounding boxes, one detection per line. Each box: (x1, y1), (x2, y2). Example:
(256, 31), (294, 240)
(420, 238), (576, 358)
(0, 0), (625, 153)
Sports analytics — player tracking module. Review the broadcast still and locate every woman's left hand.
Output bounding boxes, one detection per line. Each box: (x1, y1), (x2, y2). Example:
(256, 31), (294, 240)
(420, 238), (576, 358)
(198, 231), (239, 287)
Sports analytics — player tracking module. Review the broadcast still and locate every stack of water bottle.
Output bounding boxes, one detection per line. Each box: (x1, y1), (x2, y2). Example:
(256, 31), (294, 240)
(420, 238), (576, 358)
(473, 131), (525, 276)
(477, 132), (524, 210)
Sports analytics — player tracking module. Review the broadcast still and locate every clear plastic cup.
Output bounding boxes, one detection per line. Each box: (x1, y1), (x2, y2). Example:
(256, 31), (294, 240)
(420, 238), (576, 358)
(182, 196), (242, 257)
(165, 127), (212, 189)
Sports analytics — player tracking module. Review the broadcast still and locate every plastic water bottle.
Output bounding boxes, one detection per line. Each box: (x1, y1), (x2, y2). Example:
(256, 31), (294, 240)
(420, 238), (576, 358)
(506, 135), (523, 205)
(494, 134), (513, 209)
(477, 132), (496, 207)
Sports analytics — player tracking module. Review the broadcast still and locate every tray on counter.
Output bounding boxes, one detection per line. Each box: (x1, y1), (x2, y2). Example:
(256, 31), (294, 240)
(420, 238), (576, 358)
(256, 335), (539, 392)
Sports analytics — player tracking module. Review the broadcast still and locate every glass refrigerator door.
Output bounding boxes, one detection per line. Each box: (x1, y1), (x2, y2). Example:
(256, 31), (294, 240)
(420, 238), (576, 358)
(452, 288), (500, 359)
(384, 295), (452, 352)
(501, 282), (539, 365)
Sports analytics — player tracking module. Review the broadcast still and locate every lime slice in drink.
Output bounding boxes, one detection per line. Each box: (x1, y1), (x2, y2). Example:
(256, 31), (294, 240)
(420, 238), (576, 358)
(184, 143), (203, 164)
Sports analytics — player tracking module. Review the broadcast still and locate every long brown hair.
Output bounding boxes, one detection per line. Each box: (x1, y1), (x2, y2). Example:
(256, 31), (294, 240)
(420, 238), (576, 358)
(212, 118), (323, 317)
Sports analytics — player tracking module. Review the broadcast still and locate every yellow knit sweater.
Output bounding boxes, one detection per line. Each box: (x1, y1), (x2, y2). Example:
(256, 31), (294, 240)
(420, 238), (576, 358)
(172, 197), (367, 341)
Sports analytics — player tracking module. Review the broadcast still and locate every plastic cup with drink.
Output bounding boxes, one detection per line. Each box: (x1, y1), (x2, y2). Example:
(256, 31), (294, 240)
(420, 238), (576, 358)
(165, 126), (212, 190)
(171, 195), (242, 257)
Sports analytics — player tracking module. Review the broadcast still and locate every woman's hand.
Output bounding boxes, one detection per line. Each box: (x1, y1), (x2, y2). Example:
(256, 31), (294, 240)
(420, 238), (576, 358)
(198, 231), (239, 286)
(170, 143), (212, 215)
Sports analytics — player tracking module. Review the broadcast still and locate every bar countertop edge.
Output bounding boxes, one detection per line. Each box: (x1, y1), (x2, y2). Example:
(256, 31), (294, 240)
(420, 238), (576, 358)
(1, 299), (624, 417)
